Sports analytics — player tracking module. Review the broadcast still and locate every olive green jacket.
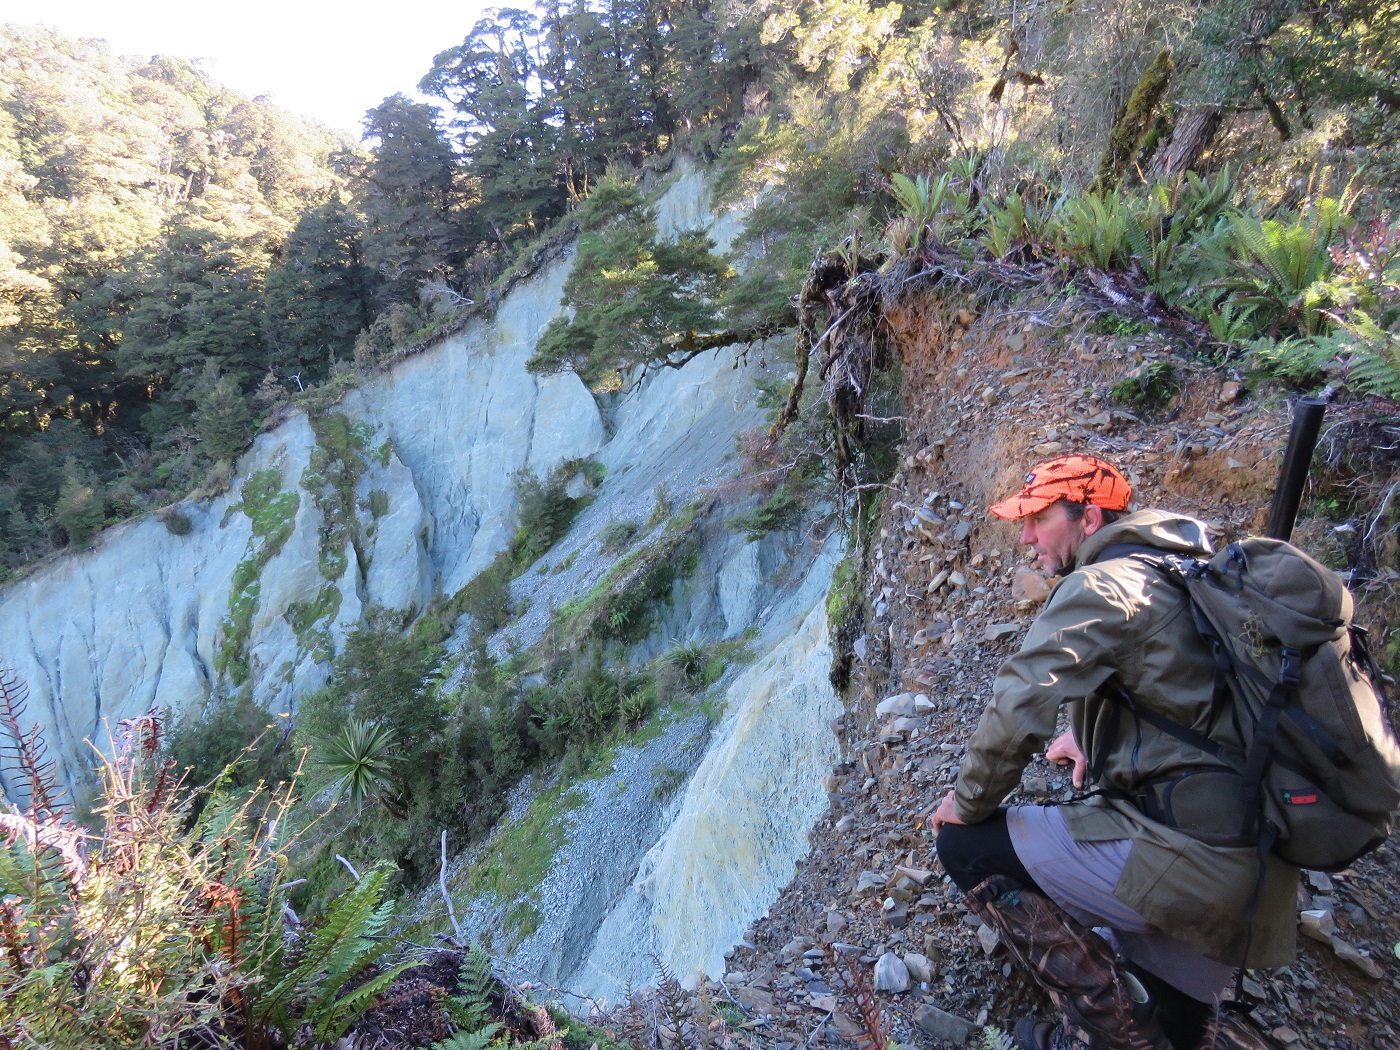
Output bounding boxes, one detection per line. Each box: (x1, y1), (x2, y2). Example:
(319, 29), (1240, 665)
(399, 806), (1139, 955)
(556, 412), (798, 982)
(953, 509), (1298, 967)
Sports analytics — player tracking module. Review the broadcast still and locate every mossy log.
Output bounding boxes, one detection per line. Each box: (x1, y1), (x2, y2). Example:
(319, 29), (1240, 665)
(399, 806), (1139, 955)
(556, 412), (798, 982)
(1092, 49), (1174, 195)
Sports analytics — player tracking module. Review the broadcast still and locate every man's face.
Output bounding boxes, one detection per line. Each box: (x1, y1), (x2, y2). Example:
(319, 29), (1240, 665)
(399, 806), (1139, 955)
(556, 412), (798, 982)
(1019, 501), (1093, 575)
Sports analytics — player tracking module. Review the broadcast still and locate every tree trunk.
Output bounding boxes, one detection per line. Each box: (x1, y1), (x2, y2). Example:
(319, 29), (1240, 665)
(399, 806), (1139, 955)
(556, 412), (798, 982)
(1092, 49), (1175, 195)
(1154, 107), (1224, 176)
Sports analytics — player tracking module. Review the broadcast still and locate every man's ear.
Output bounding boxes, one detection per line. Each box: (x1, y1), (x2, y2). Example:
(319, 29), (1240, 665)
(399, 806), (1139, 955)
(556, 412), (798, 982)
(1082, 504), (1105, 536)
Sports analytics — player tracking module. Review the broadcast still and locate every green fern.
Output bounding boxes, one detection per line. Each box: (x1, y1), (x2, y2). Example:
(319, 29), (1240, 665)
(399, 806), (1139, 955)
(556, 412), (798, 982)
(1205, 300), (1262, 343)
(982, 1027), (1016, 1050)
(446, 943), (497, 1031)
(1055, 191), (1131, 270)
(434, 1023), (505, 1050)
(887, 171), (952, 252)
(253, 863), (414, 1045)
(1340, 311), (1400, 398)
(1277, 310), (1400, 399)
(1246, 336), (1335, 386)
(1214, 197), (1351, 336)
(981, 191), (1049, 259)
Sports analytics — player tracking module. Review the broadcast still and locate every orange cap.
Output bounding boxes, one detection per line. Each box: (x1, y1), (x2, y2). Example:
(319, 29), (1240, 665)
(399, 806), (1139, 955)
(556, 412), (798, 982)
(989, 455), (1131, 520)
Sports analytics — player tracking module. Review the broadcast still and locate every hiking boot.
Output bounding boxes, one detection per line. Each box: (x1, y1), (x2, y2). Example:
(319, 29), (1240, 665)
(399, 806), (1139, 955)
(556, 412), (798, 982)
(1127, 963), (1213, 1049)
(1012, 1017), (1090, 1050)
(967, 876), (1173, 1050)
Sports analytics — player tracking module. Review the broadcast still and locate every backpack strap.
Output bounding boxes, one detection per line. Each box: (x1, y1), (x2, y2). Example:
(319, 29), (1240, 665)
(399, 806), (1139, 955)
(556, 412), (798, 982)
(1091, 543), (1237, 742)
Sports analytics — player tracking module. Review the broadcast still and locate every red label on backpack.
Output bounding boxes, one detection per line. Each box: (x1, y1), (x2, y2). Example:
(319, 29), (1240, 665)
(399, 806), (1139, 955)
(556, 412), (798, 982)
(1282, 791), (1318, 805)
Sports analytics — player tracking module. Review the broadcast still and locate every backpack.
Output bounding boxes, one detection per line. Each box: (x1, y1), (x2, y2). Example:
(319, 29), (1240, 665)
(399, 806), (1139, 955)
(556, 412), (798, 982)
(1091, 537), (1400, 872)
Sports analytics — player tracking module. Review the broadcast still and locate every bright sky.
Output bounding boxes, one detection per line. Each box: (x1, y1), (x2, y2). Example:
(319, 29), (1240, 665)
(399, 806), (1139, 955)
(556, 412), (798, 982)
(7, 0), (492, 137)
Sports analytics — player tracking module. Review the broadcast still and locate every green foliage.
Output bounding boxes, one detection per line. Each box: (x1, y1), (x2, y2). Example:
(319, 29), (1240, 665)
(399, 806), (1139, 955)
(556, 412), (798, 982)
(580, 459), (607, 488)
(435, 1027), (505, 1050)
(528, 652), (656, 756)
(825, 556), (860, 636)
(512, 465), (585, 565)
(729, 486), (805, 541)
(982, 1028), (1016, 1050)
(666, 641), (708, 679)
(194, 371), (254, 462)
(529, 189), (732, 385)
(303, 412), (376, 582)
(159, 505), (194, 535)
(444, 944), (497, 1033)
(598, 518), (639, 554)
(1212, 197), (1351, 336)
(0, 696), (405, 1050)
(217, 469), (300, 685)
(556, 501), (706, 645)
(883, 171), (952, 254)
(251, 863), (415, 1046)
(450, 554), (518, 638)
(51, 460), (105, 547)
(1109, 361), (1177, 411)
(316, 718), (402, 808)
(652, 764), (687, 801)
(165, 692), (291, 796)
(460, 783), (585, 935)
(1054, 192), (1133, 271)
(981, 191), (1053, 260)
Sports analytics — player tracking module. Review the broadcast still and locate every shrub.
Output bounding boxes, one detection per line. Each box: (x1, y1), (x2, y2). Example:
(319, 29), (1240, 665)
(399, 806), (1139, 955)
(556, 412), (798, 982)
(581, 459), (607, 488)
(315, 718), (401, 809)
(0, 674), (407, 1049)
(1109, 360), (1177, 411)
(666, 640), (708, 679)
(165, 691), (292, 798)
(598, 518), (638, 554)
(511, 465), (583, 565)
(452, 552), (517, 637)
(52, 460), (105, 547)
(158, 505), (193, 535)
(729, 486), (804, 541)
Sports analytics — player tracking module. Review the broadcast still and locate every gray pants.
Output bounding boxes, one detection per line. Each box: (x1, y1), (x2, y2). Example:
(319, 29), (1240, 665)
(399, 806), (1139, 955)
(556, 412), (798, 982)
(1006, 805), (1235, 1003)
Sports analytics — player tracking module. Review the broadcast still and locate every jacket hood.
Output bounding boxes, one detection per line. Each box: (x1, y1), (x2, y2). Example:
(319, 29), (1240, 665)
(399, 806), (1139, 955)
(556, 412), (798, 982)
(1072, 508), (1212, 570)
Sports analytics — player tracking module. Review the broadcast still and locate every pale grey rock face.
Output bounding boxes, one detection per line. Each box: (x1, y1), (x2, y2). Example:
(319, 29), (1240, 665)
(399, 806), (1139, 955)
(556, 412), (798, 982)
(509, 538), (845, 1004)
(2, 158), (847, 1010)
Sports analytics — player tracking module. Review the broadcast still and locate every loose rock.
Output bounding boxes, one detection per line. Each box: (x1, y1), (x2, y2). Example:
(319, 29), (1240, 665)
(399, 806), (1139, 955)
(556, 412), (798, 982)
(874, 951), (911, 992)
(914, 1004), (972, 1044)
(903, 952), (933, 984)
(1011, 568), (1051, 603)
(877, 693), (918, 717)
(984, 622), (1020, 642)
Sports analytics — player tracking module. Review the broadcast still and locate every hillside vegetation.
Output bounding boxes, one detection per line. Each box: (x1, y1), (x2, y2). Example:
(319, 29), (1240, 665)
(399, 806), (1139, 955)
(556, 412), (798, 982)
(3, 1), (1400, 1046)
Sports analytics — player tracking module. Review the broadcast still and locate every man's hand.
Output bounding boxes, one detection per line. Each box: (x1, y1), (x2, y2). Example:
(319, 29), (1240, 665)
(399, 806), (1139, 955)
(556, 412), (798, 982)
(930, 789), (967, 835)
(1047, 730), (1087, 789)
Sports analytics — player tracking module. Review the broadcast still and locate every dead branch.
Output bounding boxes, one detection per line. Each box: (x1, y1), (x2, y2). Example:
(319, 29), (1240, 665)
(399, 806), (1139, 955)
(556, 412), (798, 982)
(439, 829), (466, 946)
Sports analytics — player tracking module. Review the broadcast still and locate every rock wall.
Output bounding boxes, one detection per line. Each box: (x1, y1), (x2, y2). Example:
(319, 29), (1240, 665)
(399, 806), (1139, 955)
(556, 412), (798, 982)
(0, 160), (716, 799)
(1, 157), (847, 1008)
(563, 539), (845, 1002)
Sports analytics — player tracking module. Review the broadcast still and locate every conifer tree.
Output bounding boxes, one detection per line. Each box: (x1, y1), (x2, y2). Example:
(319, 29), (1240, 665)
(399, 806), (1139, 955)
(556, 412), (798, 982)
(360, 94), (466, 302)
(194, 369), (253, 462)
(263, 195), (376, 377)
(52, 459), (105, 546)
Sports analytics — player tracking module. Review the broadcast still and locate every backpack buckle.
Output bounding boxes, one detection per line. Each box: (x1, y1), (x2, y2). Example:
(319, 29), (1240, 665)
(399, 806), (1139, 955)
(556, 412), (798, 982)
(1279, 647), (1303, 687)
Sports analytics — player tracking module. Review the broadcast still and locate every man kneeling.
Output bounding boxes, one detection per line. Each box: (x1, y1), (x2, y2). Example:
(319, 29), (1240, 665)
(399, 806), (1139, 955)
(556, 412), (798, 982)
(931, 455), (1293, 1050)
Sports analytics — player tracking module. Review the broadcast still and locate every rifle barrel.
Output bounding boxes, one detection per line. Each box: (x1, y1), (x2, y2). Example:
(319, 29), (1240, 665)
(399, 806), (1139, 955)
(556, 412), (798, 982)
(1265, 397), (1327, 542)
